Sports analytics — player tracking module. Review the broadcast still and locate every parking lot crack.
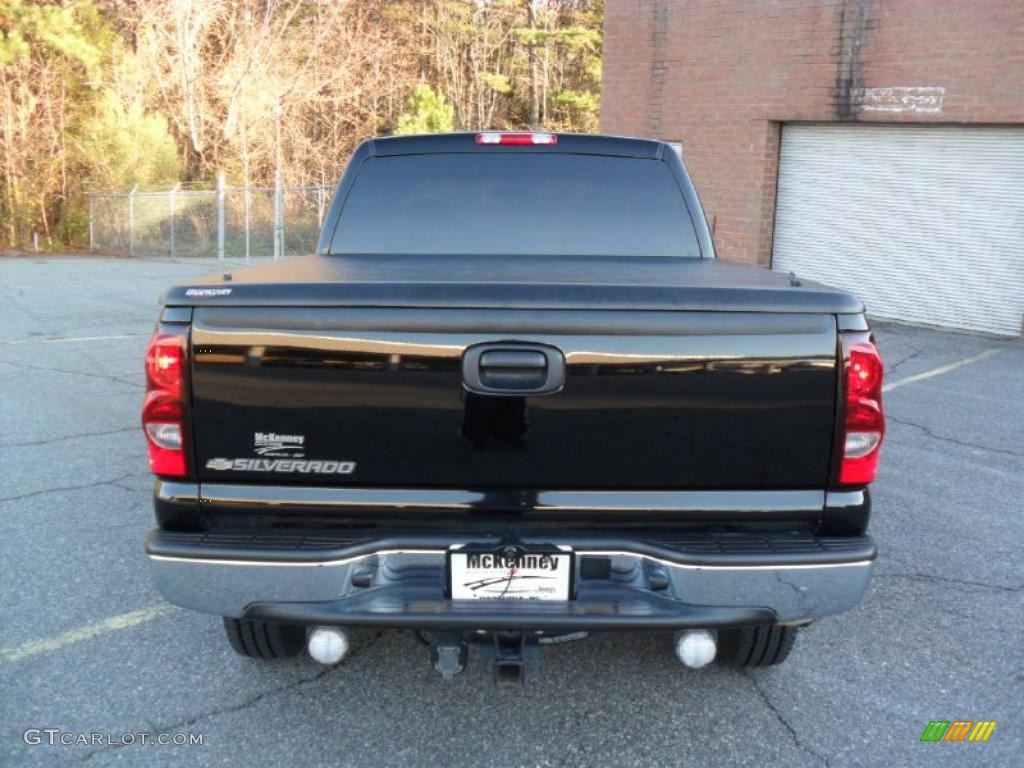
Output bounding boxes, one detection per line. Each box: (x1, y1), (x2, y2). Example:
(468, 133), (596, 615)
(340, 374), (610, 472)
(746, 672), (830, 767)
(72, 632), (386, 763)
(0, 475), (136, 503)
(885, 350), (923, 374)
(71, 667), (341, 764)
(0, 425), (138, 448)
(887, 415), (1023, 458)
(0, 357), (143, 390)
(873, 572), (1024, 593)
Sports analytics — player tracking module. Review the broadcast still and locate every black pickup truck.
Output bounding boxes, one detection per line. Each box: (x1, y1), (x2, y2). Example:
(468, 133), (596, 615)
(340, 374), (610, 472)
(143, 132), (885, 683)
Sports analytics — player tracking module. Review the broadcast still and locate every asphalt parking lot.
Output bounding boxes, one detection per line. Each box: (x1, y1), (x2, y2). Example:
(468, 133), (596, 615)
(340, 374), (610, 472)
(1, 255), (1021, 767)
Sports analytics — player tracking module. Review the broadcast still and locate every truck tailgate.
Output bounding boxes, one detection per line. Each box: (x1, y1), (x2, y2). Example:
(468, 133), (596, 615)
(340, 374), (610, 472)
(189, 308), (837, 489)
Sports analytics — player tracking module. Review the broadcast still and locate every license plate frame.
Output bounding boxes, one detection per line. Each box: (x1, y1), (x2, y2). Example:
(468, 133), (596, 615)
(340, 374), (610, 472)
(447, 544), (574, 601)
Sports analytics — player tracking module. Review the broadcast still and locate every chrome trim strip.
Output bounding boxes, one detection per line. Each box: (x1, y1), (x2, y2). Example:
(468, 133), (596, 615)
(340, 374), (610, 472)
(156, 480), (199, 504)
(149, 549), (871, 571)
(149, 549), (447, 568)
(201, 485), (483, 509)
(536, 490), (823, 513)
(825, 490), (865, 507)
(197, 484), (826, 514)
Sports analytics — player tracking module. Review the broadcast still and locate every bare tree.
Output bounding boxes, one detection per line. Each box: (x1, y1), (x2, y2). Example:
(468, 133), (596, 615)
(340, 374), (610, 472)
(0, 0), (602, 249)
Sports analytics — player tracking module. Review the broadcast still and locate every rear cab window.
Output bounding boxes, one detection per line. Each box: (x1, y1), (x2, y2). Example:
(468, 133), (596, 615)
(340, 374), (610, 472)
(329, 153), (702, 258)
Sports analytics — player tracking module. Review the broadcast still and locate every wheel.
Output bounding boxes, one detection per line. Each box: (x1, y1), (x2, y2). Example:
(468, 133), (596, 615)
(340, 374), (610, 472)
(717, 624), (799, 668)
(223, 618), (306, 660)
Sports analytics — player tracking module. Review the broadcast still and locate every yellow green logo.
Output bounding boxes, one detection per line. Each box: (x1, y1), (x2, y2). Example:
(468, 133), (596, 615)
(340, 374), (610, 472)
(920, 721), (997, 742)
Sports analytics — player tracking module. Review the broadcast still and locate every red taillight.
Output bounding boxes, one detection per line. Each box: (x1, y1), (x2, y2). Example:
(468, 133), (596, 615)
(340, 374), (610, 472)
(146, 335), (183, 394)
(142, 331), (188, 477)
(476, 132), (557, 146)
(839, 342), (885, 485)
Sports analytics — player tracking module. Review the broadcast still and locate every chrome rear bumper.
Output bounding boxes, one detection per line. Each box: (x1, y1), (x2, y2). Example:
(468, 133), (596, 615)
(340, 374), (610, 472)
(146, 531), (874, 627)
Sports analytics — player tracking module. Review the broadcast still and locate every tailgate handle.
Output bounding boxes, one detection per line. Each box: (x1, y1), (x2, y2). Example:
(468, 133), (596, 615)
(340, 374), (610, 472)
(463, 344), (565, 396)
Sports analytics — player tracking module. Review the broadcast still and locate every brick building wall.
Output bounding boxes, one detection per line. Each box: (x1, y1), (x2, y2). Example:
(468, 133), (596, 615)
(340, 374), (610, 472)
(601, 0), (1024, 265)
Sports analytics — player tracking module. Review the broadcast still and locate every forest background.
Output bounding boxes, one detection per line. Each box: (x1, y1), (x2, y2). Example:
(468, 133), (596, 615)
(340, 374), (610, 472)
(0, 0), (603, 249)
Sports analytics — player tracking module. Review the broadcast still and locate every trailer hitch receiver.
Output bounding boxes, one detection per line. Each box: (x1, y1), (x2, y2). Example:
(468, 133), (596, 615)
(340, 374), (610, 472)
(481, 631), (540, 687)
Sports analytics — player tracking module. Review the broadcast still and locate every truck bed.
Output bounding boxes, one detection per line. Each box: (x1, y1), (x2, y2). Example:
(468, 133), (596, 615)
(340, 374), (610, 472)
(172, 256), (852, 492)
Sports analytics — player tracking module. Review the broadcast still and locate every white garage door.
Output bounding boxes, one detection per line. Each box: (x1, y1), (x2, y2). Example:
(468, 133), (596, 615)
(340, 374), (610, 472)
(772, 124), (1024, 336)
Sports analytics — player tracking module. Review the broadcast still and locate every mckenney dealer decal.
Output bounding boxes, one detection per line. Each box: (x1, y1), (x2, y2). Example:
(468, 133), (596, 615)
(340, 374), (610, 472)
(253, 431), (306, 457)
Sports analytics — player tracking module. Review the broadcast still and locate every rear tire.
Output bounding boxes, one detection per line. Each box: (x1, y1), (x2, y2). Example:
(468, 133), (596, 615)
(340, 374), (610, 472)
(223, 618), (306, 660)
(717, 624), (799, 668)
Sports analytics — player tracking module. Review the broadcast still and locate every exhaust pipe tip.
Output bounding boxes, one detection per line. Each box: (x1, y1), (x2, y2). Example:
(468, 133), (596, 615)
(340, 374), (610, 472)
(675, 630), (717, 669)
(307, 626), (350, 665)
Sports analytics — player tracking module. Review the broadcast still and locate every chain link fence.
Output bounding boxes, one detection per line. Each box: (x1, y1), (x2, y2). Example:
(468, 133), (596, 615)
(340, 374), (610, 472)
(88, 181), (333, 260)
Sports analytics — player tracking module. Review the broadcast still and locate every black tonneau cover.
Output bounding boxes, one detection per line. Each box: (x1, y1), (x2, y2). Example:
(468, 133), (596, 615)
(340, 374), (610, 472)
(163, 254), (863, 314)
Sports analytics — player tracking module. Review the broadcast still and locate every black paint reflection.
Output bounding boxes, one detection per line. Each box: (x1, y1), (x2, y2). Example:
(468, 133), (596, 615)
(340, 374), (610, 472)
(190, 325), (838, 489)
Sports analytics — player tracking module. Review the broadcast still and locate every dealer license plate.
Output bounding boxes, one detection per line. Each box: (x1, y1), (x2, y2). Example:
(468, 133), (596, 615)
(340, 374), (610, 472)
(449, 547), (573, 601)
